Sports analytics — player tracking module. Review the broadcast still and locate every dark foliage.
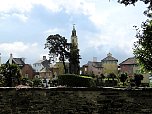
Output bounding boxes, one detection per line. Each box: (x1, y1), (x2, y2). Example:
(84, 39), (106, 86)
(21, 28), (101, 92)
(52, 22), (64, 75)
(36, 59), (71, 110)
(134, 73), (144, 87)
(107, 73), (116, 80)
(32, 78), (42, 87)
(119, 73), (128, 86)
(0, 64), (21, 87)
(104, 80), (118, 87)
(58, 74), (95, 87)
(96, 74), (105, 86)
(133, 20), (152, 71)
(118, 0), (152, 17)
(45, 34), (70, 73)
(69, 47), (80, 74)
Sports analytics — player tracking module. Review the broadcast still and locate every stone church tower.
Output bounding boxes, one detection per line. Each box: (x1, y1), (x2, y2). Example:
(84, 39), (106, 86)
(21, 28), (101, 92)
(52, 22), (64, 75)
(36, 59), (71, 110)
(71, 25), (78, 48)
(69, 25), (80, 74)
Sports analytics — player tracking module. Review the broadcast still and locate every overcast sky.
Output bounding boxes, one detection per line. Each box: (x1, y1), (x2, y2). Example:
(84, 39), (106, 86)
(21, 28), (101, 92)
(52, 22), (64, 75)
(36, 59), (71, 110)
(0, 0), (147, 65)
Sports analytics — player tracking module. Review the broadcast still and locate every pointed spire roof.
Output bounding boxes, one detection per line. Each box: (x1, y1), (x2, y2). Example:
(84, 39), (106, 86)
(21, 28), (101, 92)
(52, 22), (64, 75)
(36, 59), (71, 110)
(71, 24), (76, 36)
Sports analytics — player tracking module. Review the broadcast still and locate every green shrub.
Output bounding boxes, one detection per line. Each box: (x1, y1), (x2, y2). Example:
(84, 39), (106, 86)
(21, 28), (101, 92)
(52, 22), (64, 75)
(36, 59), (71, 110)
(32, 78), (42, 87)
(104, 80), (118, 87)
(58, 74), (95, 87)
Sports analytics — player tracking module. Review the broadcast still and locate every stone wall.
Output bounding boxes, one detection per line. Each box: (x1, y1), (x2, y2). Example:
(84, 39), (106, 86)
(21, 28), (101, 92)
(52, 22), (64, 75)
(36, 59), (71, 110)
(0, 87), (152, 114)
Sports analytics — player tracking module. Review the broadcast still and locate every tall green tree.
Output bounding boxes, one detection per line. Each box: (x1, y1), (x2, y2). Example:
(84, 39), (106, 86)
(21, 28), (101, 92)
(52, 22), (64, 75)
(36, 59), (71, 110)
(133, 20), (152, 72)
(0, 64), (21, 87)
(118, 0), (152, 17)
(69, 45), (80, 74)
(45, 34), (70, 74)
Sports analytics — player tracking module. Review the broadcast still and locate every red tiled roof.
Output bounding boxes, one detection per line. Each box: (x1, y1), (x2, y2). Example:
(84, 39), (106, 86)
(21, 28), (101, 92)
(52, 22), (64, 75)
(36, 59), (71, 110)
(119, 57), (137, 65)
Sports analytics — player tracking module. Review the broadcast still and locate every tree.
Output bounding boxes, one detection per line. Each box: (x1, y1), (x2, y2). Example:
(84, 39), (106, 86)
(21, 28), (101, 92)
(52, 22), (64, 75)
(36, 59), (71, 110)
(32, 78), (42, 87)
(21, 77), (33, 86)
(108, 73), (116, 81)
(45, 34), (70, 74)
(134, 73), (144, 87)
(133, 20), (152, 72)
(119, 73), (128, 86)
(0, 74), (5, 87)
(69, 46), (80, 74)
(96, 74), (105, 86)
(118, 0), (152, 17)
(0, 64), (21, 87)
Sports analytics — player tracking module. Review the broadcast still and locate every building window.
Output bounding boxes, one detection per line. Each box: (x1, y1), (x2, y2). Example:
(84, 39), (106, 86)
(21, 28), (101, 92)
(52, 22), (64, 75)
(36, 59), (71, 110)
(25, 74), (28, 78)
(85, 67), (87, 71)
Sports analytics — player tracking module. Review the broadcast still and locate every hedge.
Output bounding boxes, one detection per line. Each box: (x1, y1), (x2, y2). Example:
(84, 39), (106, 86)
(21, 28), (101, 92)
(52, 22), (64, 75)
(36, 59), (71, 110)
(57, 74), (95, 87)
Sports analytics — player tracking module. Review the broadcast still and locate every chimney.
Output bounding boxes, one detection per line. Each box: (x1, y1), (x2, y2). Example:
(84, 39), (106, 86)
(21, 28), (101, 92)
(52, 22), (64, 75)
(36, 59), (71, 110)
(9, 53), (13, 64)
(93, 57), (97, 62)
(43, 56), (46, 60)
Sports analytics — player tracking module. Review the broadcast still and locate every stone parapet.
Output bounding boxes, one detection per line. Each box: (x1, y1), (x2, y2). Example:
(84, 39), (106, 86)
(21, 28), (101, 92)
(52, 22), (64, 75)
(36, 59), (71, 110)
(0, 87), (152, 114)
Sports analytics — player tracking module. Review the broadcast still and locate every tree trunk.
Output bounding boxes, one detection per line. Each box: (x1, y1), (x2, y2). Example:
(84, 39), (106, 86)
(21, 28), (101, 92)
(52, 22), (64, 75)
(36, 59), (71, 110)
(62, 54), (67, 74)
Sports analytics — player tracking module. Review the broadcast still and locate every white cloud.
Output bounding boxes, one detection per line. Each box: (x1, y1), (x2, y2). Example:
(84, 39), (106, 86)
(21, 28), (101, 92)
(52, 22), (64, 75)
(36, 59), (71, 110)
(0, 0), (148, 65)
(0, 42), (28, 53)
(44, 28), (64, 36)
(0, 42), (42, 63)
(0, 0), (33, 13)
(0, 0), (33, 22)
(87, 24), (137, 57)
(0, 0), (95, 22)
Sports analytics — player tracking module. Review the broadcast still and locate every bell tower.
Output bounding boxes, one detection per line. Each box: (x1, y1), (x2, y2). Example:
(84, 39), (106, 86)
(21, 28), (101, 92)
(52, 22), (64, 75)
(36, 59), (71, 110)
(71, 24), (78, 48)
(69, 24), (80, 74)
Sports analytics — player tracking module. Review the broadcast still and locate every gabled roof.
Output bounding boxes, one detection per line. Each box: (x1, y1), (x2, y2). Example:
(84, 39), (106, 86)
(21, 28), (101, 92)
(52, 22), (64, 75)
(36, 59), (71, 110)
(88, 61), (103, 68)
(33, 59), (50, 68)
(92, 62), (103, 68)
(13, 58), (25, 65)
(40, 67), (51, 72)
(102, 53), (118, 62)
(119, 57), (137, 65)
(102, 56), (118, 61)
(82, 64), (88, 67)
(6, 58), (25, 65)
(41, 60), (50, 68)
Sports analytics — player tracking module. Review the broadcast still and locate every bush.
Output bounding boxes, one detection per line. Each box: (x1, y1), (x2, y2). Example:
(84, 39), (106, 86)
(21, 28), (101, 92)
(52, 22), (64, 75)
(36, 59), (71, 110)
(134, 73), (144, 87)
(119, 73), (128, 86)
(57, 74), (95, 87)
(32, 78), (42, 87)
(104, 80), (118, 87)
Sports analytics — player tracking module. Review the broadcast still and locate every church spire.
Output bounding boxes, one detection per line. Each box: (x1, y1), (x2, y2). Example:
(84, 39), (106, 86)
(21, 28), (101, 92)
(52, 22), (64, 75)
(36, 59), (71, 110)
(72, 24), (76, 36)
(71, 24), (78, 47)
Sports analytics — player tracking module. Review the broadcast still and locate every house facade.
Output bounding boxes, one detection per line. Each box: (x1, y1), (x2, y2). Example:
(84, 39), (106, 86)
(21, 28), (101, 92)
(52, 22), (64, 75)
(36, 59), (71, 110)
(82, 57), (103, 77)
(119, 57), (137, 77)
(82, 53), (118, 77)
(33, 56), (50, 72)
(21, 64), (35, 80)
(101, 53), (118, 76)
(7, 54), (35, 79)
(119, 56), (149, 85)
